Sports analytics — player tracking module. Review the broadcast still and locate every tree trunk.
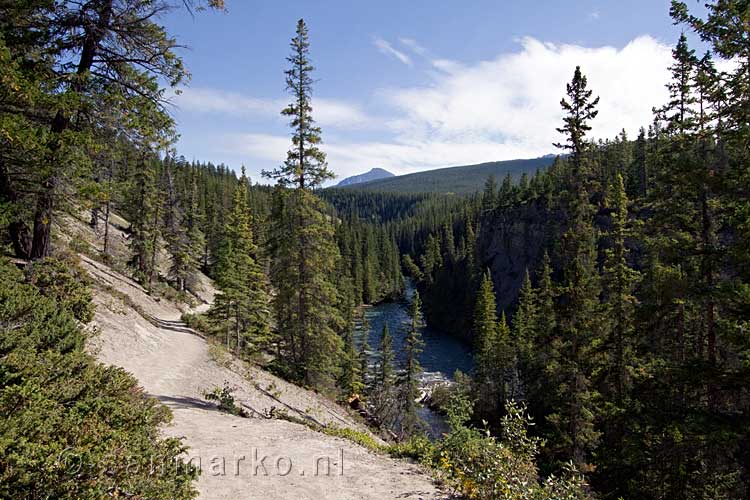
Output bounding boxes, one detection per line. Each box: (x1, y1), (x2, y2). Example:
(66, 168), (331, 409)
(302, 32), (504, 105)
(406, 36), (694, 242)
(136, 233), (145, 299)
(30, 176), (55, 260)
(103, 198), (110, 256)
(30, 0), (114, 260)
(148, 204), (160, 290)
(0, 157), (31, 259)
(236, 304), (241, 356)
(90, 206), (100, 230)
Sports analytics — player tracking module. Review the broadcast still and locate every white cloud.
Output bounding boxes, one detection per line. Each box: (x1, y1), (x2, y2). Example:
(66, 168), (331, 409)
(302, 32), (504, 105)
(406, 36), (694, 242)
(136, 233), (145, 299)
(373, 37), (413, 66)
(173, 87), (282, 115)
(380, 35), (673, 156)
(589, 11), (601, 21)
(181, 36), (679, 182)
(399, 37), (428, 56)
(222, 133), (547, 181)
(173, 87), (372, 128)
(312, 98), (373, 128)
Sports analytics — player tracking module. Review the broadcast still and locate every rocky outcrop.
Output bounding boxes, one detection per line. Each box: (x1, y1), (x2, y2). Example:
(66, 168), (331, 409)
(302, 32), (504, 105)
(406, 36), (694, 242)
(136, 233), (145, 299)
(478, 198), (562, 317)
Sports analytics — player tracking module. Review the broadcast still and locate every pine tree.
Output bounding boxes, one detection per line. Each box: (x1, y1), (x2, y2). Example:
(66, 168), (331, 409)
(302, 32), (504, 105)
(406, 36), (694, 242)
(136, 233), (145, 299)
(162, 159), (193, 293)
(545, 66), (603, 471)
(664, 33), (698, 135)
(370, 323), (397, 429)
(474, 270), (499, 410)
(512, 269), (538, 400)
(600, 173), (640, 406)
(211, 169), (272, 355)
(524, 252), (556, 420)
(628, 127), (648, 196)
(339, 316), (364, 398)
(264, 19), (344, 389)
(554, 66), (600, 181)
(592, 172), (642, 495)
(376, 324), (395, 390)
(262, 19), (333, 190)
(482, 175), (498, 212)
(127, 155), (159, 284)
(399, 290), (425, 437)
(185, 170), (206, 276)
(513, 269), (538, 355)
(471, 270), (515, 416)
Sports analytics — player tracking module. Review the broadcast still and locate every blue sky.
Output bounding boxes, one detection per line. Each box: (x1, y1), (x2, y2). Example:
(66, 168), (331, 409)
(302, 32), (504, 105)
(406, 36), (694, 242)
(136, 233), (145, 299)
(163, 0), (706, 183)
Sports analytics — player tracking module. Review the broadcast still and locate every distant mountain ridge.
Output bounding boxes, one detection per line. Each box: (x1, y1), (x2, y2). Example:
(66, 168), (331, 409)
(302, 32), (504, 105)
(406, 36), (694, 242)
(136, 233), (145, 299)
(333, 156), (556, 195)
(336, 167), (395, 187)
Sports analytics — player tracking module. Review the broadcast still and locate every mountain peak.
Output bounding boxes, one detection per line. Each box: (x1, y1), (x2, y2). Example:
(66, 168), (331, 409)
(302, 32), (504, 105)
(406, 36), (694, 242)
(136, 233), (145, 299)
(336, 168), (395, 187)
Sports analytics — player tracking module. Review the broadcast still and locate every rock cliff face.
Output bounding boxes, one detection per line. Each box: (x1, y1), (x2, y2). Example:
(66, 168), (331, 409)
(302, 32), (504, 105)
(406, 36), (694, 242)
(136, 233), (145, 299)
(478, 199), (561, 318)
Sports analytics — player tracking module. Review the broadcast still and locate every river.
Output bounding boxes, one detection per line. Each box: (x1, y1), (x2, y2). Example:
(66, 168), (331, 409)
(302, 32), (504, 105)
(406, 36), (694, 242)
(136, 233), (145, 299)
(359, 281), (474, 438)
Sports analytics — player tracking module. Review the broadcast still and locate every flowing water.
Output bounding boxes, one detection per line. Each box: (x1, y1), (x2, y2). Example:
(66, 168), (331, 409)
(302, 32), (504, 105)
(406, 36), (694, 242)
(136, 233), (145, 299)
(360, 281), (474, 438)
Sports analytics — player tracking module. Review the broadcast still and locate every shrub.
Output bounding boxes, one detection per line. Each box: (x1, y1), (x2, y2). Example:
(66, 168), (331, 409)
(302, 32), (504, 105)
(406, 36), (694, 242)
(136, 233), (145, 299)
(0, 258), (198, 499)
(434, 390), (592, 500)
(24, 255), (95, 323)
(181, 312), (212, 335)
(322, 426), (385, 453)
(204, 383), (247, 417)
(387, 433), (435, 463)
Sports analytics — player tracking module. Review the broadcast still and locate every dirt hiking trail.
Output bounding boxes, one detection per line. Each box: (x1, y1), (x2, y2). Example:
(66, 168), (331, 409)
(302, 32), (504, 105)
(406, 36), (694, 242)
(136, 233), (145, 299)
(81, 254), (446, 500)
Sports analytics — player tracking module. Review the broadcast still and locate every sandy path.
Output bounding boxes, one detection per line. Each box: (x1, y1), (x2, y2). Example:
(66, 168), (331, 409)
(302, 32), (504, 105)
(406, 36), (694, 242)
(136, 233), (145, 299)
(82, 256), (446, 500)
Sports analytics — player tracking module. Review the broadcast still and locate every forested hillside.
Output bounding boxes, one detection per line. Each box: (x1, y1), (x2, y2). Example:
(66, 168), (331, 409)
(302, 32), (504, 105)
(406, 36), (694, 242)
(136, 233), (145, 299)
(337, 156), (554, 194)
(2, 1), (750, 500)
(330, 5), (750, 499)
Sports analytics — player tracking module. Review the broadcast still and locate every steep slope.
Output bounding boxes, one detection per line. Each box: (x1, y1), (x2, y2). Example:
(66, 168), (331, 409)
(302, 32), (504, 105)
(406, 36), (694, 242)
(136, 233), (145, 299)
(336, 168), (395, 187)
(78, 218), (443, 499)
(338, 156), (555, 194)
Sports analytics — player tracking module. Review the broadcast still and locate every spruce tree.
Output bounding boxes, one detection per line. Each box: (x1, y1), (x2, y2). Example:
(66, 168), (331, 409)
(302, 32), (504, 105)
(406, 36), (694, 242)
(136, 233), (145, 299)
(127, 155), (159, 284)
(513, 269), (538, 356)
(473, 270), (500, 414)
(546, 66), (603, 471)
(262, 19), (333, 190)
(162, 158), (193, 293)
(600, 173), (640, 405)
(339, 318), (364, 398)
(370, 323), (397, 429)
(482, 174), (498, 212)
(264, 19), (344, 389)
(512, 269), (538, 401)
(213, 169), (272, 354)
(399, 291), (425, 437)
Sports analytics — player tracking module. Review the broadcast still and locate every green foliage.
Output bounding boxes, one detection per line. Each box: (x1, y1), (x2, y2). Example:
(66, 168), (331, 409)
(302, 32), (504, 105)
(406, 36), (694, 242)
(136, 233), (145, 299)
(210, 169), (273, 355)
(181, 312), (212, 335)
(398, 291), (426, 437)
(473, 271), (513, 417)
(369, 323), (399, 429)
(387, 434), (435, 462)
(0, 258), (197, 499)
(24, 255), (95, 323)
(262, 19), (332, 190)
(338, 316), (365, 399)
(204, 384), (247, 417)
(434, 399), (592, 500)
(321, 426), (384, 453)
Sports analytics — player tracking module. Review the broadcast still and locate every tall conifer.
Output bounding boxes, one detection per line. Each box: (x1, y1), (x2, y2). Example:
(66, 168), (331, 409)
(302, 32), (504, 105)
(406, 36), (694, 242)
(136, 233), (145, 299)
(264, 19), (344, 389)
